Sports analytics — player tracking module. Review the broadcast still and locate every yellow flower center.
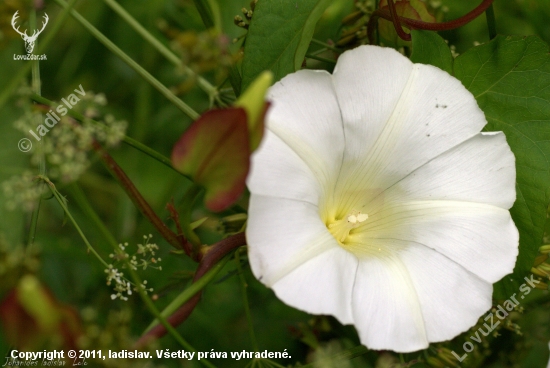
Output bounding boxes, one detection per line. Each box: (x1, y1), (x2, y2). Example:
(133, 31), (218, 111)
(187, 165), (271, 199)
(327, 211), (368, 246)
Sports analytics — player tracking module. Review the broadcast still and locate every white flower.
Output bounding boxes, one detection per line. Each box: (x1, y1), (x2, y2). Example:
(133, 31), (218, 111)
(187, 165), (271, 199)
(246, 45), (519, 352)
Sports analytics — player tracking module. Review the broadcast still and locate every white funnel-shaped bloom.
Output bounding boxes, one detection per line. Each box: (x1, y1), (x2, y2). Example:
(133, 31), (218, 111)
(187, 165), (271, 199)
(246, 45), (519, 353)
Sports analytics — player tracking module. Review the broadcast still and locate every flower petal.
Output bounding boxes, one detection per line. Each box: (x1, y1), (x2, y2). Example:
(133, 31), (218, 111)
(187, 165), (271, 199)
(382, 132), (516, 209)
(263, 70), (345, 193)
(398, 244), (492, 342)
(353, 200), (518, 283)
(351, 255), (428, 352)
(247, 130), (323, 204)
(331, 46), (487, 212)
(271, 246), (358, 325)
(247, 195), (338, 287)
(351, 244), (492, 352)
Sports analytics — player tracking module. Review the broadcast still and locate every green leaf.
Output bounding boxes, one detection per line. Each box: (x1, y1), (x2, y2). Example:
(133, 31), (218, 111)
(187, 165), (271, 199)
(410, 30), (453, 74)
(171, 108), (250, 212)
(241, 0), (332, 91)
(454, 35), (550, 298)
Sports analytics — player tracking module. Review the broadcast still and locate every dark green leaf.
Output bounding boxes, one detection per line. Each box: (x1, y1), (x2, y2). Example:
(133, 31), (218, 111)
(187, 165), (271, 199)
(454, 35), (550, 298)
(241, 0), (332, 90)
(410, 30), (454, 74)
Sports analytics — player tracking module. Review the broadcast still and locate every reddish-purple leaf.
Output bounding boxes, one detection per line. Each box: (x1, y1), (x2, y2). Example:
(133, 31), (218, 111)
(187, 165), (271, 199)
(172, 108), (250, 212)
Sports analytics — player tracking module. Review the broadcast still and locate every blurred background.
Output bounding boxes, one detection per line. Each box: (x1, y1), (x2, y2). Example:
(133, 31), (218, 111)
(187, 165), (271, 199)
(0, 0), (549, 367)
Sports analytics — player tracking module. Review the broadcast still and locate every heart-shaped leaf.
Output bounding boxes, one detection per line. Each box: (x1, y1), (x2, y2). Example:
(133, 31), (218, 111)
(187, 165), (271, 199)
(241, 0), (333, 90)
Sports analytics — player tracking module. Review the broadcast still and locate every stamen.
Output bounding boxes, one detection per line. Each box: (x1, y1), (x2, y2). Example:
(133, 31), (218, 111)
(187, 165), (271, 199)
(328, 211), (368, 245)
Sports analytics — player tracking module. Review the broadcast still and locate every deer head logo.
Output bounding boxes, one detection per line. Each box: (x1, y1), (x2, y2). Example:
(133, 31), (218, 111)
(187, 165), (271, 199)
(11, 11), (49, 54)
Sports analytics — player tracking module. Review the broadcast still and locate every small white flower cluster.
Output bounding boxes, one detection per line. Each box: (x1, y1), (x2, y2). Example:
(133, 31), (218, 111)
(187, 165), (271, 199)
(5, 91), (128, 212)
(132, 234), (163, 271)
(105, 235), (161, 301)
(14, 111), (127, 182)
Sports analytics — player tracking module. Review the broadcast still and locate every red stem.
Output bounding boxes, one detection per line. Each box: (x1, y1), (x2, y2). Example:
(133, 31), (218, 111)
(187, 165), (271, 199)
(134, 232), (247, 348)
(368, 0), (495, 44)
(387, 0), (411, 41)
(92, 141), (188, 251)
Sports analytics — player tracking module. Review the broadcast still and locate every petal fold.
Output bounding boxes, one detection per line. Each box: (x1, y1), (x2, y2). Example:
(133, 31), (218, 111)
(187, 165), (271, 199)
(247, 195), (338, 287)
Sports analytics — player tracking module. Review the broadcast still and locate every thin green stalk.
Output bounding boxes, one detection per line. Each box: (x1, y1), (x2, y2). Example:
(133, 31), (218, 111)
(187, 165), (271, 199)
(122, 136), (177, 173)
(485, 4), (497, 40)
(102, 0), (218, 100)
(38, 176), (109, 269)
(143, 255), (230, 333)
(0, 0), (79, 111)
(310, 47), (329, 56)
(235, 248), (258, 352)
(27, 8), (46, 249)
(311, 38), (341, 53)
(52, 0), (200, 120)
(30, 93), (192, 181)
(305, 54), (337, 64)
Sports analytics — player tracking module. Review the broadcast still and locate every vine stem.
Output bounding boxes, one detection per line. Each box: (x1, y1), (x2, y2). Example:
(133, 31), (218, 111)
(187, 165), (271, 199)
(135, 232), (247, 348)
(52, 0), (200, 120)
(92, 140), (189, 251)
(368, 0), (495, 44)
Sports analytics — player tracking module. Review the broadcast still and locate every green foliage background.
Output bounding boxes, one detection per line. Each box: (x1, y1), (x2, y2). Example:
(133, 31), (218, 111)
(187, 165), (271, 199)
(1, 0), (550, 367)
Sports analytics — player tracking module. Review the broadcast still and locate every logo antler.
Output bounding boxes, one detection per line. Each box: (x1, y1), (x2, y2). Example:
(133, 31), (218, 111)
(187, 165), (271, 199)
(11, 11), (49, 54)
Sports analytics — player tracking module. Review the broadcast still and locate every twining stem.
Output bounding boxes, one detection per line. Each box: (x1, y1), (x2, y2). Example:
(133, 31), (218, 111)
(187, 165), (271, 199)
(67, 183), (213, 367)
(135, 232), (247, 347)
(0, 0), (79, 111)
(101, 0), (220, 103)
(368, 0), (495, 44)
(30, 93), (192, 181)
(92, 140), (187, 251)
(235, 247), (259, 352)
(485, 4), (497, 40)
(386, 0), (410, 41)
(52, 0), (200, 120)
